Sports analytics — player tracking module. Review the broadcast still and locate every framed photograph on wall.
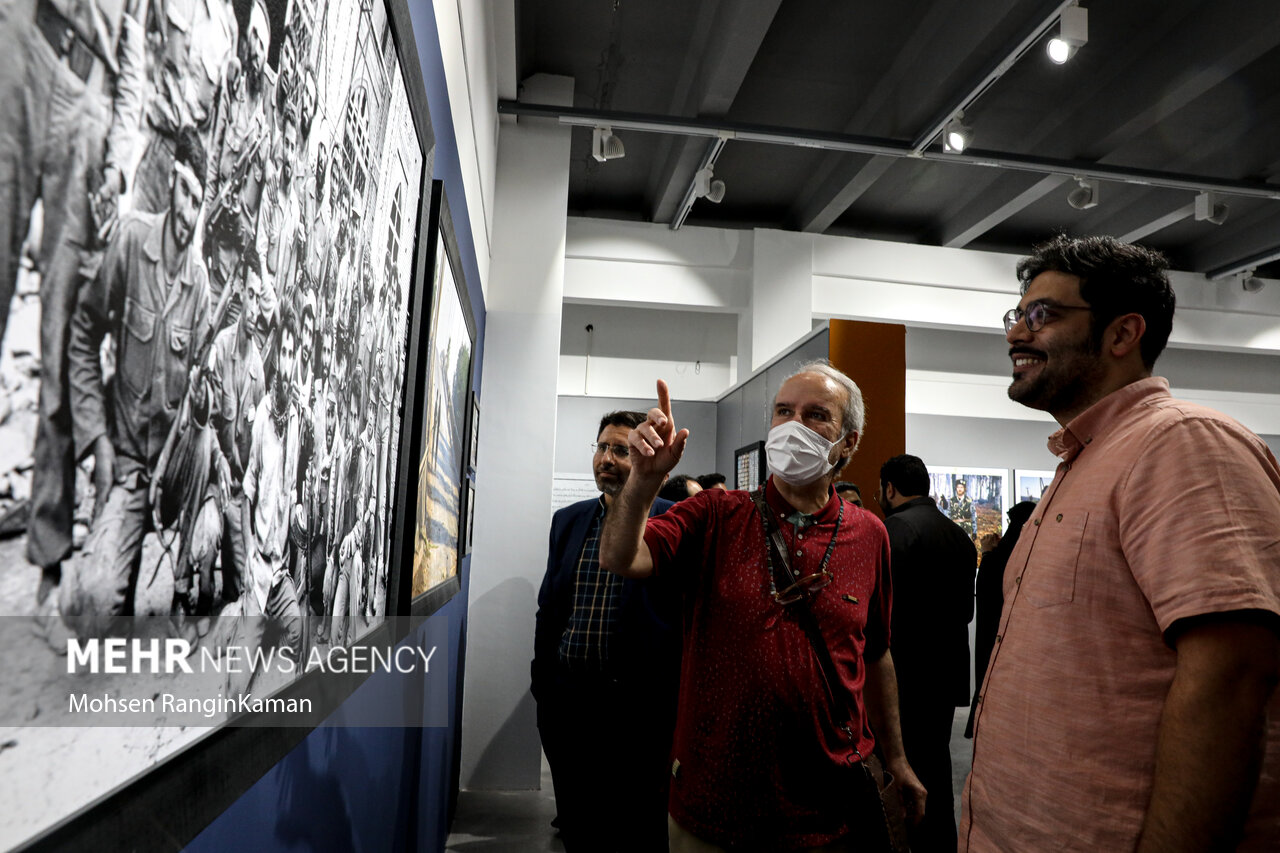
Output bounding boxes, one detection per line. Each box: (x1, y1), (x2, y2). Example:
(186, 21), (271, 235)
(926, 466), (1011, 550)
(464, 482), (477, 554)
(468, 391), (480, 477)
(1015, 468), (1058, 503)
(407, 186), (476, 611)
(735, 441), (766, 491)
(0, 0), (440, 849)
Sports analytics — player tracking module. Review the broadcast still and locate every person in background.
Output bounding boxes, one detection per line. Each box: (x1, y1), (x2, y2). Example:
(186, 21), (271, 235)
(877, 453), (976, 852)
(658, 473), (702, 503)
(834, 481), (863, 507)
(532, 411), (680, 852)
(965, 500), (1036, 738)
(695, 472), (727, 491)
(963, 234), (1280, 852)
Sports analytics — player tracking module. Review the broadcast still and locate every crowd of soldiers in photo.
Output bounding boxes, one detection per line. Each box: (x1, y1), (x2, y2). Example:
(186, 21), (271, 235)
(2, 0), (407, 675)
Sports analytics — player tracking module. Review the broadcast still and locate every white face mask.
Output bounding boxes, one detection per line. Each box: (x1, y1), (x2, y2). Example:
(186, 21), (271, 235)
(765, 420), (841, 486)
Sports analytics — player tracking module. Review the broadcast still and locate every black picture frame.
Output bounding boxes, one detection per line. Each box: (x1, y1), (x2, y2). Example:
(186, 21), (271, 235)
(462, 482), (476, 555)
(467, 390), (480, 478)
(405, 181), (476, 616)
(13, 1), (439, 850)
(735, 441), (767, 491)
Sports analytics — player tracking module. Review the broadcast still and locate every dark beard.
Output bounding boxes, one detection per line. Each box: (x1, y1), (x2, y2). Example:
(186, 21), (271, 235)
(270, 379), (290, 432)
(245, 59), (263, 99)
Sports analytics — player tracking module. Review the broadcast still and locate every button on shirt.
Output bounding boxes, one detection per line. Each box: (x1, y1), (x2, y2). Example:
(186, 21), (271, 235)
(962, 377), (1280, 852)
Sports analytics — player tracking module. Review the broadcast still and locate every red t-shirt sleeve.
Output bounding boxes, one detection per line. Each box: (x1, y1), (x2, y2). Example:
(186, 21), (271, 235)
(643, 487), (718, 577)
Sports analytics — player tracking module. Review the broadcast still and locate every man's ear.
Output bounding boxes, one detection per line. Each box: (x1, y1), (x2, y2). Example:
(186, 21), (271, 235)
(840, 430), (859, 457)
(1105, 313), (1146, 360)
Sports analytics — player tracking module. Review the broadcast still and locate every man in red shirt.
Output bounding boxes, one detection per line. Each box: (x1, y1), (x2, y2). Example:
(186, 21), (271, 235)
(600, 362), (925, 852)
(963, 235), (1280, 852)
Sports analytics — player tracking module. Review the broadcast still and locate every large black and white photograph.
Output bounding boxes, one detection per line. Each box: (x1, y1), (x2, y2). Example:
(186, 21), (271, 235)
(0, 0), (428, 845)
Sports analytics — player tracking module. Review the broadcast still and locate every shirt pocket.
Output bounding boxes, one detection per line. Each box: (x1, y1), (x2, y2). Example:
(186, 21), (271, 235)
(165, 324), (193, 408)
(120, 296), (156, 397)
(1022, 510), (1088, 607)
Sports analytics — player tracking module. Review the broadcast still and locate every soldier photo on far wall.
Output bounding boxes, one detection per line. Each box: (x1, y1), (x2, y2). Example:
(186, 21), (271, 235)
(0, 0), (430, 847)
(927, 466), (1010, 558)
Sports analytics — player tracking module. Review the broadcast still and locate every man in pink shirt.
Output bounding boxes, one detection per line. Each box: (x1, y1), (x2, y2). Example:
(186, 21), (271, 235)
(962, 235), (1280, 851)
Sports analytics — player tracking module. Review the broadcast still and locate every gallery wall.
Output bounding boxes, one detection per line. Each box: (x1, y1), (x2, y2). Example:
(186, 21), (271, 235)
(554, 396), (719, 479)
(714, 329), (831, 479)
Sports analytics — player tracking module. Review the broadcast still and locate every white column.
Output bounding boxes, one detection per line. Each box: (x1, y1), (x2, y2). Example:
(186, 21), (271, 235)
(462, 73), (573, 790)
(751, 228), (815, 370)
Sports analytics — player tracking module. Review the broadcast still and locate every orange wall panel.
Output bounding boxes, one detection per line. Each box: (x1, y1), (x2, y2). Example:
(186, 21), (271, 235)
(828, 319), (906, 519)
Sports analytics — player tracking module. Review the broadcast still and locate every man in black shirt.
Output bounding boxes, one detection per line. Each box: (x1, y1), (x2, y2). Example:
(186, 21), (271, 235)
(878, 453), (977, 852)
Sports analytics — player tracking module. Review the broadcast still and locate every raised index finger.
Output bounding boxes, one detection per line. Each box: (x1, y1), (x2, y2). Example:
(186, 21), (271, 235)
(656, 379), (674, 422)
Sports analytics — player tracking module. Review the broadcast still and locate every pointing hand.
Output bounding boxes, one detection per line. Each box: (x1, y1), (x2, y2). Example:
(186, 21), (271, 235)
(628, 379), (689, 480)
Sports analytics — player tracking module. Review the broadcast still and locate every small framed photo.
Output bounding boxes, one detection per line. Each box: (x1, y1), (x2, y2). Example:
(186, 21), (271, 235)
(1014, 468), (1057, 503)
(735, 441), (766, 491)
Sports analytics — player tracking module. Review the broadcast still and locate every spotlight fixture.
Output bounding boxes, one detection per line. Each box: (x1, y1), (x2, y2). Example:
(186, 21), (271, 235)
(1239, 270), (1264, 293)
(1194, 191), (1229, 225)
(1047, 4), (1088, 64)
(942, 113), (971, 153)
(693, 166), (726, 203)
(1067, 177), (1099, 210)
(591, 126), (625, 162)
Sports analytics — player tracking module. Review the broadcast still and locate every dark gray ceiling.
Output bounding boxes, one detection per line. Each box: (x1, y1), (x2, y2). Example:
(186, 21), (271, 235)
(511, 0), (1280, 278)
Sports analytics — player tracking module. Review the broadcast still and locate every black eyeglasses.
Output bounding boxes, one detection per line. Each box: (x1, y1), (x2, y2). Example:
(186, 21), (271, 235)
(591, 442), (630, 459)
(1003, 300), (1092, 334)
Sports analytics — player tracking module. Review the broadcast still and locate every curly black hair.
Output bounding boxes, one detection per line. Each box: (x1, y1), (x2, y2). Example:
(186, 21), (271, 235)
(1016, 234), (1175, 369)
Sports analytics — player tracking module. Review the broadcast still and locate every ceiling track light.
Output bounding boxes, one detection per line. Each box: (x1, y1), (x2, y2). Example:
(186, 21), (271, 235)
(694, 166), (726, 203)
(1194, 191), (1229, 225)
(1047, 4), (1088, 64)
(942, 112), (972, 153)
(591, 125), (625, 162)
(1239, 270), (1265, 293)
(1067, 176), (1099, 209)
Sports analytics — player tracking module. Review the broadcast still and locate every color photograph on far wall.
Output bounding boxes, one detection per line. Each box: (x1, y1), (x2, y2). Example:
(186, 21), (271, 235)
(927, 466), (1011, 548)
(412, 218), (473, 599)
(1016, 469), (1058, 503)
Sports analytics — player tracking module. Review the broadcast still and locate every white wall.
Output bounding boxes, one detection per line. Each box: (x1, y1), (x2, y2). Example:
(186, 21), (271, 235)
(555, 396), (719, 479)
(561, 216), (1280, 502)
(463, 74), (574, 791)
(431, 0), (506, 294)
(558, 303), (738, 401)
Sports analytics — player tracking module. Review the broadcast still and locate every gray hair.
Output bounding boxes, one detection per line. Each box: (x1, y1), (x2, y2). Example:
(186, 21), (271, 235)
(783, 360), (865, 461)
(783, 356), (865, 435)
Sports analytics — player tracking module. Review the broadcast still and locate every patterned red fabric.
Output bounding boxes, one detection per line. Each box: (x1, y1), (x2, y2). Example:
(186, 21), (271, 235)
(643, 477), (892, 851)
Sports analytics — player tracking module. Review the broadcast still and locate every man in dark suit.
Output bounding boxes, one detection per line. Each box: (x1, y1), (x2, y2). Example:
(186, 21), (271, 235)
(532, 410), (678, 852)
(878, 454), (977, 853)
